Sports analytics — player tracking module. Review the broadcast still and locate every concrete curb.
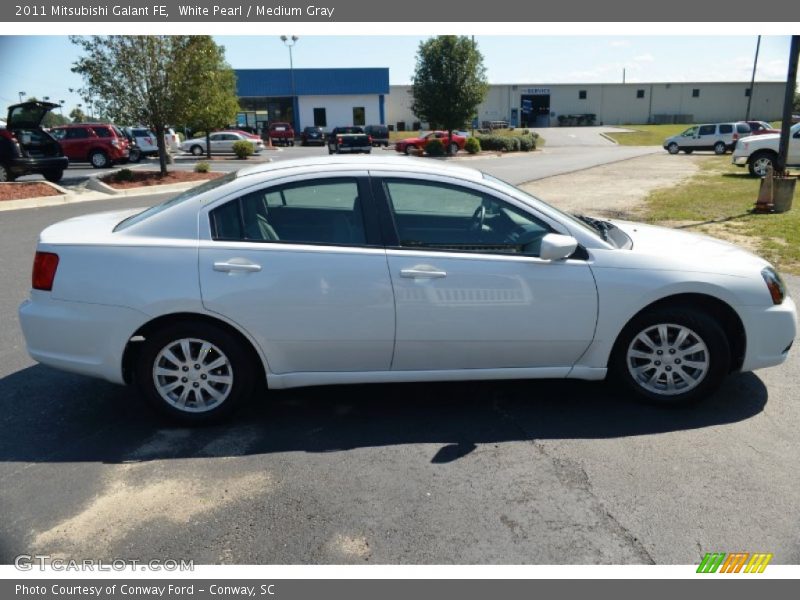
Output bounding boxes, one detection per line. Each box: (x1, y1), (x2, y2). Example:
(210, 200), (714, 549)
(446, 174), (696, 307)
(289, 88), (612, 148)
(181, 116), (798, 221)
(598, 132), (619, 145)
(0, 178), (213, 212)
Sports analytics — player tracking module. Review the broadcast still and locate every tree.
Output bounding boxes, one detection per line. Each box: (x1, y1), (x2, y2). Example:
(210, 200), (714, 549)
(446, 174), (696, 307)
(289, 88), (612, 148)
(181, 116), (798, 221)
(176, 37), (240, 159)
(69, 107), (86, 123)
(70, 35), (236, 175)
(410, 36), (488, 154)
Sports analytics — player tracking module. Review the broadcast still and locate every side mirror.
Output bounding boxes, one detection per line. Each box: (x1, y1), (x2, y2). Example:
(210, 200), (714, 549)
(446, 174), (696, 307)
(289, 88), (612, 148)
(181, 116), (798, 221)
(539, 233), (579, 261)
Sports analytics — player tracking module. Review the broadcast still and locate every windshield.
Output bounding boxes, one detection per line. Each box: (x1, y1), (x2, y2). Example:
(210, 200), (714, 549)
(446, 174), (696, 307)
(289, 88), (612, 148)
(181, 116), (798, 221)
(114, 172), (237, 231)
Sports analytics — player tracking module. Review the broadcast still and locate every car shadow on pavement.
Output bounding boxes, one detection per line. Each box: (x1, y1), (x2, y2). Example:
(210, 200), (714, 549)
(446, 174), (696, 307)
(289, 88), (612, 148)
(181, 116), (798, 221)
(0, 364), (768, 465)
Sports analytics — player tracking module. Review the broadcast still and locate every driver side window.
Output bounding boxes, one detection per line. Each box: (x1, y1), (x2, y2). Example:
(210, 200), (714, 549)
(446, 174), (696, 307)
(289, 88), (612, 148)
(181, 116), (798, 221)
(383, 179), (552, 256)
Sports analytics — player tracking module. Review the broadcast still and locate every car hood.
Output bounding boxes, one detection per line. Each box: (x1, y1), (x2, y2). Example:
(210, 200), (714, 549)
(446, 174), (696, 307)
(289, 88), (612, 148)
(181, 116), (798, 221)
(7, 101), (60, 129)
(609, 220), (770, 273)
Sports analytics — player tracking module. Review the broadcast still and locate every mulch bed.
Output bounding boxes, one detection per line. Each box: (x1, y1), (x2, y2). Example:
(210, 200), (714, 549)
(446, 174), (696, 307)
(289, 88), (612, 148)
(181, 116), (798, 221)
(100, 170), (224, 190)
(0, 182), (62, 202)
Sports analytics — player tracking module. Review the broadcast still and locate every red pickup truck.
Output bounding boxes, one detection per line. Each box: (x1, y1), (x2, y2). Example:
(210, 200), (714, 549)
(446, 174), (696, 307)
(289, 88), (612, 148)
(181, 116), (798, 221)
(395, 130), (467, 155)
(268, 122), (295, 146)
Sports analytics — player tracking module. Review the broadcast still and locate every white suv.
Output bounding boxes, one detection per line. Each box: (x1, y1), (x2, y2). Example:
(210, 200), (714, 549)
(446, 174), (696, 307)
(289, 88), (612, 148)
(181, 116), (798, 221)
(663, 122), (751, 155)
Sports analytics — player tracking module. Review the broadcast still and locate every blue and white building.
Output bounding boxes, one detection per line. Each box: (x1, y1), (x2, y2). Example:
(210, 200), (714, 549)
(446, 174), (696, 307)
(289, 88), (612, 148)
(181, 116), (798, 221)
(235, 68), (390, 133)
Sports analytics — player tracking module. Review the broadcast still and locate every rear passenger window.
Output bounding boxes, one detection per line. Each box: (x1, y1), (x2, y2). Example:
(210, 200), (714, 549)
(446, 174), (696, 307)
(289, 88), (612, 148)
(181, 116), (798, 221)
(719, 124), (733, 134)
(210, 179), (366, 246)
(737, 123), (751, 134)
(698, 125), (715, 136)
(93, 127), (112, 138)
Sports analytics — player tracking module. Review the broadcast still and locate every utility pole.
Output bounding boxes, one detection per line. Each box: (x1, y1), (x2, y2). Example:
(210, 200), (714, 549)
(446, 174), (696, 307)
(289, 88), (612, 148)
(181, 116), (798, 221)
(745, 35), (761, 121)
(622, 68), (626, 84)
(776, 35), (799, 173)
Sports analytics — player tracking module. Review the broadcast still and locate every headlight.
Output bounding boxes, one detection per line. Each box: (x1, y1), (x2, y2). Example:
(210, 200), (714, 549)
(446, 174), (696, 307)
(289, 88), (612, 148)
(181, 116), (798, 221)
(761, 267), (787, 305)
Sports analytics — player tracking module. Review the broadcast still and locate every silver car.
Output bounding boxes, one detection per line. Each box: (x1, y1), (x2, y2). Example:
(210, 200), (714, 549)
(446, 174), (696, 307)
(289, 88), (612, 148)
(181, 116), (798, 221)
(181, 131), (265, 156)
(663, 122), (751, 155)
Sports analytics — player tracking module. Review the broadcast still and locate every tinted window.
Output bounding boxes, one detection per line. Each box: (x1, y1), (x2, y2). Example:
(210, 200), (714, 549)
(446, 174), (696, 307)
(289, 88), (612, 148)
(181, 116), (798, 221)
(698, 125), (715, 136)
(737, 123), (751, 134)
(718, 124), (733, 134)
(383, 179), (552, 256)
(210, 179), (366, 246)
(65, 127), (90, 139)
(132, 128), (150, 137)
(93, 127), (112, 138)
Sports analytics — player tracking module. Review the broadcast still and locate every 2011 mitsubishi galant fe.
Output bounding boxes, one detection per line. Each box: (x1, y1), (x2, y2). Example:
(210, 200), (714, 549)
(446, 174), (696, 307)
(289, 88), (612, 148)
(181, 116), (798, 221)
(19, 157), (797, 423)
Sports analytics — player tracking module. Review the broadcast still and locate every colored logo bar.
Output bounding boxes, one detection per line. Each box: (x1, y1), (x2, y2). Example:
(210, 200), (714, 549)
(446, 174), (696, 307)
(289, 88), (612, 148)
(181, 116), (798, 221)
(697, 552), (773, 573)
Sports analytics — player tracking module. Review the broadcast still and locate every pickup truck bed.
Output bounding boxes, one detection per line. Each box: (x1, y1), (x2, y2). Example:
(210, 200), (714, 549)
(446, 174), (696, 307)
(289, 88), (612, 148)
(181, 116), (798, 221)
(328, 127), (371, 154)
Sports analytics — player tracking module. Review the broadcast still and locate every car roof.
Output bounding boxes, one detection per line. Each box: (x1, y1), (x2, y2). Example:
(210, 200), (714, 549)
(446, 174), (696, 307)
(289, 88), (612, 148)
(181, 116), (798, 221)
(235, 155), (484, 182)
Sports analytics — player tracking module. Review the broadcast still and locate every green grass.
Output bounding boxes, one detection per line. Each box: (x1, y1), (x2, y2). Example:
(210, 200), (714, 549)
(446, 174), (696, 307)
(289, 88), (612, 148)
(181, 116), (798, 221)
(641, 156), (800, 273)
(604, 124), (692, 146)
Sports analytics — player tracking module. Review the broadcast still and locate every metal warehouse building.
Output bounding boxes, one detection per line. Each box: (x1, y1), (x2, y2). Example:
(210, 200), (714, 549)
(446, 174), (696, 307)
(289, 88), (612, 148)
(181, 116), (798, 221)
(235, 68), (389, 133)
(387, 81), (787, 128)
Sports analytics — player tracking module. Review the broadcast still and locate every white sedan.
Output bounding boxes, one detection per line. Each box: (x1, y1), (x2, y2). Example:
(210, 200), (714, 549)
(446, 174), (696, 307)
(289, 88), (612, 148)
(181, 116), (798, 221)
(19, 157), (796, 423)
(180, 131), (265, 156)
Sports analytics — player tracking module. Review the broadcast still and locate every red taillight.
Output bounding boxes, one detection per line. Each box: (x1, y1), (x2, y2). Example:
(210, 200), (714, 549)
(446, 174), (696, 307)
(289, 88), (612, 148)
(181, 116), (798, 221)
(0, 129), (16, 142)
(337, 136), (344, 144)
(32, 252), (59, 291)
(733, 133), (739, 141)
(368, 135), (373, 144)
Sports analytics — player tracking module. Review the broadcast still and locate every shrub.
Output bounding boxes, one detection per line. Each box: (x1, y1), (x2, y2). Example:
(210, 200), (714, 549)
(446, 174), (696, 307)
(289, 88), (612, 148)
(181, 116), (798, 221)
(194, 161), (211, 173)
(464, 137), (481, 154)
(476, 134), (537, 153)
(232, 140), (254, 159)
(424, 138), (445, 156)
(112, 168), (134, 182)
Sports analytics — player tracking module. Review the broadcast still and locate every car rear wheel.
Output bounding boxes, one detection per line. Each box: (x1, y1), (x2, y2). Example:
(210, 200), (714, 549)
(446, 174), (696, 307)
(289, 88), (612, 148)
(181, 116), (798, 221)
(748, 151), (776, 177)
(135, 321), (256, 424)
(128, 147), (142, 163)
(713, 141), (727, 155)
(0, 163), (14, 182)
(405, 145), (415, 156)
(89, 150), (110, 168)
(611, 306), (730, 406)
(190, 145), (204, 157)
(667, 142), (680, 155)
(449, 142), (459, 155)
(43, 169), (63, 183)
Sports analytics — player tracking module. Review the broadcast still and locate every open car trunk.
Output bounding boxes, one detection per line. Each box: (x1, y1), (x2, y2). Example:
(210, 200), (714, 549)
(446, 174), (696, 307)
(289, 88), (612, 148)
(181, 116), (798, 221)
(6, 101), (63, 158)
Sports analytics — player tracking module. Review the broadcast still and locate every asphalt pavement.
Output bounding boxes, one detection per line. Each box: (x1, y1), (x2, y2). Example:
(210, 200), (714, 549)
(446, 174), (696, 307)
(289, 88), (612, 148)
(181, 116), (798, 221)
(1, 142), (798, 565)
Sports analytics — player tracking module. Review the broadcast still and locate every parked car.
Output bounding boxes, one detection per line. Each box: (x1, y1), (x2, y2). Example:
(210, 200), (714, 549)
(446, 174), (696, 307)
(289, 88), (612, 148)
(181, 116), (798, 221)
(18, 157), (796, 423)
(364, 124), (390, 147)
(50, 123), (130, 168)
(327, 126), (371, 154)
(732, 122), (800, 176)
(122, 126), (159, 162)
(663, 122), (751, 155)
(220, 128), (261, 140)
(180, 131), (265, 156)
(301, 126), (325, 146)
(395, 130), (467, 155)
(746, 121), (780, 136)
(268, 122), (295, 146)
(0, 100), (68, 182)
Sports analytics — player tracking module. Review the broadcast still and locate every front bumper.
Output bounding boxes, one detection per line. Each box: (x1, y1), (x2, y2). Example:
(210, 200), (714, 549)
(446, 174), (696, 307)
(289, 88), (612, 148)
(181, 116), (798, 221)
(739, 295), (797, 372)
(732, 155), (749, 166)
(19, 294), (148, 385)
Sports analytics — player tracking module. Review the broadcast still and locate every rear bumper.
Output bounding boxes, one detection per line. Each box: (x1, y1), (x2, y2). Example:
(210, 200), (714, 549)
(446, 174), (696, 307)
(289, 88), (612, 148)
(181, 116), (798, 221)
(19, 294), (148, 385)
(333, 146), (371, 153)
(9, 156), (69, 175)
(739, 296), (797, 372)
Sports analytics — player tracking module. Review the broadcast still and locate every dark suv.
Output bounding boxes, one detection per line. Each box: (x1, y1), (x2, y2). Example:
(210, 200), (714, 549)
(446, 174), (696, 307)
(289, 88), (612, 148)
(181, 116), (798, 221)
(0, 101), (68, 182)
(51, 123), (130, 168)
(364, 124), (389, 147)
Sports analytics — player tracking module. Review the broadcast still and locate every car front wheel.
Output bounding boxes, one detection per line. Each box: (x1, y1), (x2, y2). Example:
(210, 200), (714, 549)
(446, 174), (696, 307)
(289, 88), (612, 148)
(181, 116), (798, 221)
(405, 145), (415, 156)
(190, 145), (204, 157)
(43, 169), (64, 183)
(135, 321), (256, 424)
(748, 151), (776, 177)
(612, 306), (730, 406)
(0, 163), (14, 182)
(667, 142), (680, 155)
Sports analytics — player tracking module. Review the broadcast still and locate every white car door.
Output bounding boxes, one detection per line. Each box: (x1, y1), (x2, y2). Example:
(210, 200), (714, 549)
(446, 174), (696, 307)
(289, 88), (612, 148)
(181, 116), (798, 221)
(373, 175), (598, 372)
(198, 174), (395, 374)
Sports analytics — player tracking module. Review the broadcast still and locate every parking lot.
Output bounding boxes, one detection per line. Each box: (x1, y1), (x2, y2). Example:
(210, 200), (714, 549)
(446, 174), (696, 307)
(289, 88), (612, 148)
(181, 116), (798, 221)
(1, 142), (799, 564)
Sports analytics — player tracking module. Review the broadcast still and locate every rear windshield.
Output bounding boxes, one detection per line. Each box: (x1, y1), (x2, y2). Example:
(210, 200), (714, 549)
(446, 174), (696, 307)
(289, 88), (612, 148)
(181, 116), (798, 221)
(113, 172), (236, 231)
(336, 127), (364, 134)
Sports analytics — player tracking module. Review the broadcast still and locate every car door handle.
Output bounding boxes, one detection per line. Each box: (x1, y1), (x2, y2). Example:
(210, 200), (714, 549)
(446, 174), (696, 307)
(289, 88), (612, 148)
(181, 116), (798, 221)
(400, 266), (447, 279)
(213, 260), (262, 273)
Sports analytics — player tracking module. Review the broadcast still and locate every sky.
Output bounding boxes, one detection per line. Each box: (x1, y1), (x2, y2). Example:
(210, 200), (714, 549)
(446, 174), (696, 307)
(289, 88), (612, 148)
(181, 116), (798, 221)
(0, 35), (792, 114)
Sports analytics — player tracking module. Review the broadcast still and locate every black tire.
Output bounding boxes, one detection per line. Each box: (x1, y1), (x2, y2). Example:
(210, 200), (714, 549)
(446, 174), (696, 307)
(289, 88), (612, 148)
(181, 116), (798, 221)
(134, 321), (257, 424)
(43, 169), (63, 183)
(449, 142), (459, 155)
(129, 147), (142, 163)
(89, 150), (110, 169)
(404, 145), (415, 156)
(610, 306), (730, 407)
(0, 163), (15, 182)
(748, 150), (776, 177)
(683, 149), (693, 154)
(328, 146), (334, 155)
(190, 145), (204, 157)
(667, 142), (680, 155)
(713, 141), (727, 155)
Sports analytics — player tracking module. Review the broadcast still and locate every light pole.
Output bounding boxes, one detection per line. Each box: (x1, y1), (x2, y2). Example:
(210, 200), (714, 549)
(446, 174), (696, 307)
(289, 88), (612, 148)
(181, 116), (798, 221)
(18, 91), (26, 103)
(280, 35), (299, 132)
(59, 100), (65, 116)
